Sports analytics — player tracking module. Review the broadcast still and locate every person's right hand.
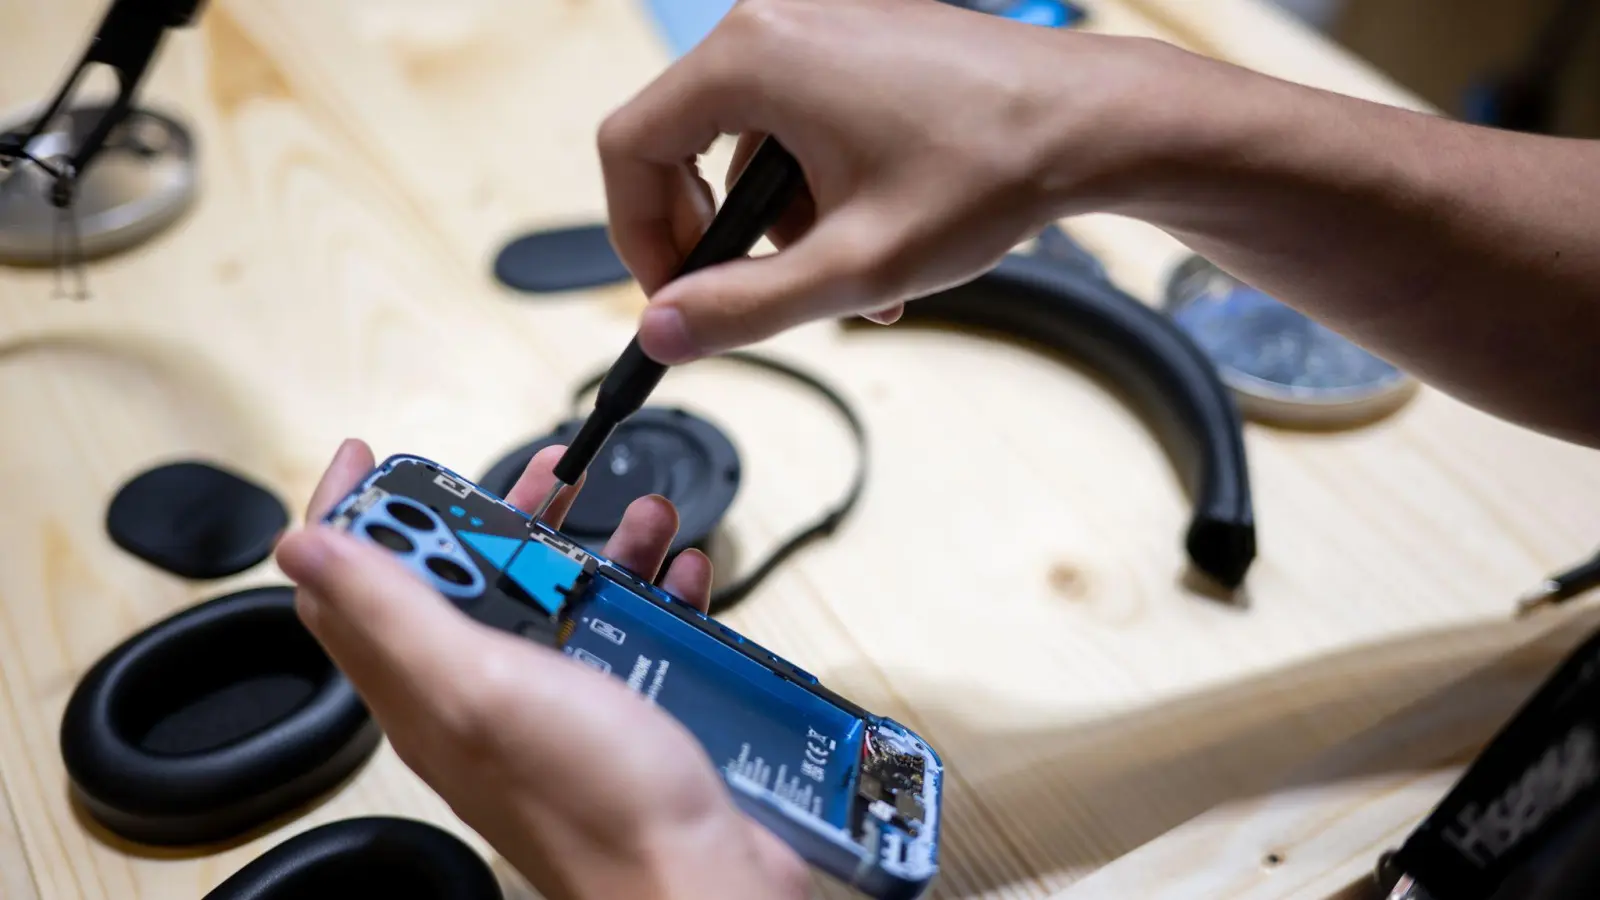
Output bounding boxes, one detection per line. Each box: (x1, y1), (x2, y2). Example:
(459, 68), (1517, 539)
(598, 0), (1174, 363)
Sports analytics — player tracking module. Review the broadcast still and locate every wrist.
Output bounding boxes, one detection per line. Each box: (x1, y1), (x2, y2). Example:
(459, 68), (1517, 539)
(633, 809), (808, 900)
(1028, 32), (1425, 241)
(546, 806), (803, 900)
(1017, 32), (1205, 215)
(1022, 34), (1326, 222)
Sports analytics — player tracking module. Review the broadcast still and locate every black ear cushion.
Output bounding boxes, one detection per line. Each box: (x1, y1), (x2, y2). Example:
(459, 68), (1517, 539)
(105, 460), (289, 580)
(203, 817), (504, 900)
(60, 586), (381, 845)
(492, 223), (631, 294)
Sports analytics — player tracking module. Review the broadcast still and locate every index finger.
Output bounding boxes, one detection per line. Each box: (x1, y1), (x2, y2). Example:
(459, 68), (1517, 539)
(597, 34), (766, 294)
(304, 438), (377, 522)
(503, 445), (587, 526)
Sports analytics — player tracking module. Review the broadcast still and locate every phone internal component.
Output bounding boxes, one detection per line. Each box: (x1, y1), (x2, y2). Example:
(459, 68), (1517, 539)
(852, 728), (930, 839)
(560, 572), (866, 826)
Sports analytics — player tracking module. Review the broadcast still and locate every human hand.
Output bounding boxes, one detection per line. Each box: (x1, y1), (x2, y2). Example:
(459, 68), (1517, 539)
(599, 0), (1173, 363)
(274, 440), (810, 900)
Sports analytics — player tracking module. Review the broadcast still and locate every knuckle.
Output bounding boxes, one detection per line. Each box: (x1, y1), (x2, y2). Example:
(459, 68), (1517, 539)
(719, 0), (807, 61)
(595, 109), (636, 160)
(692, 41), (753, 110)
(724, 0), (784, 37)
(695, 0), (812, 116)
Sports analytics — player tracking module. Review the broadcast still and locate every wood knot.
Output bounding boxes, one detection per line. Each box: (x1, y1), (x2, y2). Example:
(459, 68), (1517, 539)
(1047, 562), (1087, 600)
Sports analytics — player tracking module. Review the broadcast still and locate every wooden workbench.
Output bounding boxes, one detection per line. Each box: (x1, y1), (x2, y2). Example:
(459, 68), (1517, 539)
(3, 1), (1599, 898)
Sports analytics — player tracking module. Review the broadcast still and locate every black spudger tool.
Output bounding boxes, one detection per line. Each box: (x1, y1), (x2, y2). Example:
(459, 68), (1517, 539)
(531, 137), (806, 521)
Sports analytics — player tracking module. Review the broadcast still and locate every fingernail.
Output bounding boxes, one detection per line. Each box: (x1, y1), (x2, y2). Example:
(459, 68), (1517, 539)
(332, 438), (359, 466)
(531, 444), (568, 463)
(639, 304), (698, 364)
(276, 529), (331, 584)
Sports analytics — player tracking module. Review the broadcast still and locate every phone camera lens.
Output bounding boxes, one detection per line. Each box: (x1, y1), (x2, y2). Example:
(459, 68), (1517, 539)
(426, 556), (473, 586)
(366, 523), (414, 554)
(387, 501), (436, 531)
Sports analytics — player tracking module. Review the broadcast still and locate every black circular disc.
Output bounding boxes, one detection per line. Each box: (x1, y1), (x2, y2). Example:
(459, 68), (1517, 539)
(60, 586), (380, 846)
(106, 460), (290, 580)
(203, 816), (502, 900)
(492, 223), (631, 294)
(482, 407), (740, 556)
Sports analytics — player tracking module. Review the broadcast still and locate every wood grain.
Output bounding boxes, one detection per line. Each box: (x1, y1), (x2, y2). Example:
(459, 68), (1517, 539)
(1, 1), (1598, 898)
(1054, 605), (1600, 900)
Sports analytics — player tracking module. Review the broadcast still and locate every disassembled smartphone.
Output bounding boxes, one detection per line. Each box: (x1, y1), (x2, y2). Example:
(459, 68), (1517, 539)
(323, 454), (944, 899)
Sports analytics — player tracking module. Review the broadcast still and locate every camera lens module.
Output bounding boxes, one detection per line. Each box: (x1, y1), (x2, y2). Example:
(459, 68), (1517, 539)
(425, 556), (473, 586)
(365, 523), (414, 554)
(386, 500), (436, 532)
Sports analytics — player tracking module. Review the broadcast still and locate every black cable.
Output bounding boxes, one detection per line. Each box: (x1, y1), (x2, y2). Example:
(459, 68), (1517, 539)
(2, 147), (69, 181)
(1516, 545), (1600, 617)
(568, 350), (868, 614)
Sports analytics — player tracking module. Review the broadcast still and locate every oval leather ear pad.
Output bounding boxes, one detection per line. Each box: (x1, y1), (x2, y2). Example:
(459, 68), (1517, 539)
(492, 223), (631, 294)
(106, 460), (289, 579)
(204, 817), (503, 900)
(60, 586), (381, 845)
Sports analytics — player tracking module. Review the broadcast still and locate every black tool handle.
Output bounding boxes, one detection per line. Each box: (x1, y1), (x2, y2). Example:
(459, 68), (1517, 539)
(553, 138), (806, 486)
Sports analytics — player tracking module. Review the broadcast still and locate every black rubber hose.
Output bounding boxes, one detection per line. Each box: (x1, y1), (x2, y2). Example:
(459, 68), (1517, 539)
(888, 251), (1257, 589)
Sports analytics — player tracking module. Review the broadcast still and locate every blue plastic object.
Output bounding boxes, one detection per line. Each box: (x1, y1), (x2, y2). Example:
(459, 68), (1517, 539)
(642, 0), (734, 56)
(642, 0), (1085, 57)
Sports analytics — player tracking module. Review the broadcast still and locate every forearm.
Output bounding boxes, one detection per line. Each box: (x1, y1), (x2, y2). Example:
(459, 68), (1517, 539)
(1058, 37), (1600, 446)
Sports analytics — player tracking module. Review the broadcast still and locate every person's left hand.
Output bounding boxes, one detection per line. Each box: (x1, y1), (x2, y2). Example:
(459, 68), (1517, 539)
(274, 439), (809, 900)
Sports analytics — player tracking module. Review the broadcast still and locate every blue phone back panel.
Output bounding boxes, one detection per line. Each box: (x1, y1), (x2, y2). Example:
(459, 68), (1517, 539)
(324, 455), (943, 898)
(563, 577), (866, 826)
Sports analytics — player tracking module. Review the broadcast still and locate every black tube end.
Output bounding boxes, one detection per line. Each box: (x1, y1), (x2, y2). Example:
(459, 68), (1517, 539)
(1185, 515), (1256, 590)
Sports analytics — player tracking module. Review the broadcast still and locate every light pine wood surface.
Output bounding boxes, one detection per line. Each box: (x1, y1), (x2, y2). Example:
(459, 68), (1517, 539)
(1, 1), (1598, 898)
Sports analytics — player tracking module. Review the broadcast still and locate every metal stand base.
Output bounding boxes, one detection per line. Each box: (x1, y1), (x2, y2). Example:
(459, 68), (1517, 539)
(0, 102), (197, 267)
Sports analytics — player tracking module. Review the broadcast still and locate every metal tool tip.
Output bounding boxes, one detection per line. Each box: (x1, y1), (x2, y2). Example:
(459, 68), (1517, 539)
(1515, 579), (1562, 618)
(531, 481), (565, 524)
(1386, 875), (1430, 900)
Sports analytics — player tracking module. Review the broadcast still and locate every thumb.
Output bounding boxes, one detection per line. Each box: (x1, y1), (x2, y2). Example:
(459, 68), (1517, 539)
(637, 207), (896, 362)
(277, 526), (515, 731)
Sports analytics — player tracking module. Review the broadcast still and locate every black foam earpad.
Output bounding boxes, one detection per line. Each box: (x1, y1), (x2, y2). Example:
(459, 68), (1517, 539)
(481, 407), (740, 556)
(492, 223), (631, 294)
(203, 817), (503, 900)
(60, 586), (381, 845)
(106, 460), (289, 579)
